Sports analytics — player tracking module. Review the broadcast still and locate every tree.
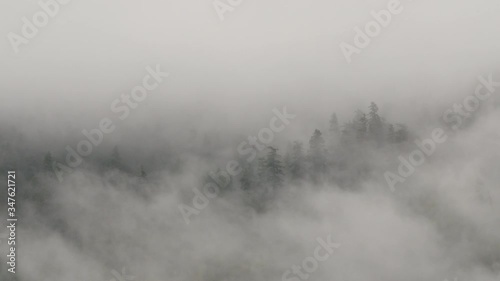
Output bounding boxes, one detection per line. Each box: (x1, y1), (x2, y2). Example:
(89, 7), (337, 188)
(257, 147), (284, 189)
(108, 145), (130, 172)
(368, 102), (383, 142)
(309, 129), (325, 152)
(140, 165), (147, 178)
(309, 129), (327, 173)
(264, 147), (284, 188)
(395, 124), (409, 142)
(356, 111), (367, 141)
(329, 113), (340, 134)
(387, 124), (396, 143)
(341, 120), (356, 143)
(287, 141), (305, 180)
(247, 148), (284, 211)
(257, 156), (267, 182)
(239, 161), (256, 191)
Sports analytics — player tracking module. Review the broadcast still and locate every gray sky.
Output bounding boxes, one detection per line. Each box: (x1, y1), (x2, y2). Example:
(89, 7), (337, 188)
(1, 0), (500, 148)
(2, 0), (499, 123)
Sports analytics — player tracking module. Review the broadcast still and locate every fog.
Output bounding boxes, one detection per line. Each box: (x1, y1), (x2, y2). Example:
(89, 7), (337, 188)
(0, 0), (499, 280)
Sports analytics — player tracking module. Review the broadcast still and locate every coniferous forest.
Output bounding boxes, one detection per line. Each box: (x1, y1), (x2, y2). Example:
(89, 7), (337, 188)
(2, 0), (500, 280)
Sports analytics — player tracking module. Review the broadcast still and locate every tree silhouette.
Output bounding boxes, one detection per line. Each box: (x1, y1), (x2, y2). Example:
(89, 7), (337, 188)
(309, 129), (326, 174)
(395, 124), (409, 142)
(287, 141), (305, 180)
(261, 147), (284, 188)
(240, 161), (256, 191)
(108, 145), (130, 172)
(368, 102), (383, 142)
(329, 113), (340, 134)
(387, 124), (396, 143)
(356, 112), (367, 141)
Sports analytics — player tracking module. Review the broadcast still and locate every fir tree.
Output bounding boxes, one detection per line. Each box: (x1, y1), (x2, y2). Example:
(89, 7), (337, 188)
(356, 112), (367, 141)
(287, 141), (305, 180)
(240, 162), (256, 191)
(257, 156), (267, 182)
(264, 147), (284, 188)
(387, 124), (396, 143)
(309, 129), (325, 152)
(368, 102), (383, 141)
(329, 113), (340, 134)
(341, 120), (356, 143)
(108, 145), (130, 172)
(309, 129), (327, 173)
(395, 124), (409, 142)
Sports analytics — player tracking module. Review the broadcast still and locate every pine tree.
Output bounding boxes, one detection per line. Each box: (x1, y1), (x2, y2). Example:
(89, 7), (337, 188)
(309, 129), (325, 152)
(264, 147), (284, 188)
(309, 129), (326, 173)
(140, 165), (147, 178)
(256, 147), (284, 189)
(387, 124), (396, 143)
(368, 102), (383, 141)
(341, 120), (356, 143)
(240, 162), (256, 191)
(257, 156), (267, 182)
(108, 145), (130, 172)
(329, 113), (340, 134)
(395, 124), (409, 142)
(287, 141), (305, 180)
(356, 112), (367, 141)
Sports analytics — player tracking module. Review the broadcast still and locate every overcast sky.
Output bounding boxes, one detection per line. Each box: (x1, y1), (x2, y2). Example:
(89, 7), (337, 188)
(1, 0), (500, 135)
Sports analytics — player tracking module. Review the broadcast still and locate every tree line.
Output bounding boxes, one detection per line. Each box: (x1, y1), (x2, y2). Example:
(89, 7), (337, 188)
(237, 102), (409, 208)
